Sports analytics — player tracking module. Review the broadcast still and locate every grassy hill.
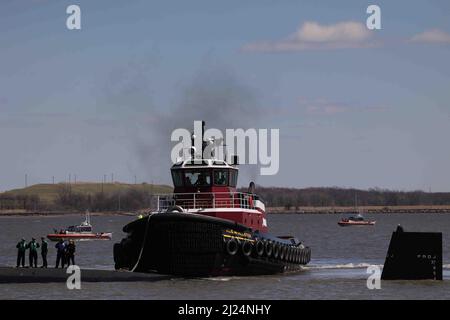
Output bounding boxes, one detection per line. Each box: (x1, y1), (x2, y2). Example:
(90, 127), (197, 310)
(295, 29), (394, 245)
(1, 182), (173, 204)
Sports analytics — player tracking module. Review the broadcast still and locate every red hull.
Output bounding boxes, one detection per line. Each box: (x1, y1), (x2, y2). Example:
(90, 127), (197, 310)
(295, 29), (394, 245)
(338, 220), (376, 226)
(47, 233), (112, 241)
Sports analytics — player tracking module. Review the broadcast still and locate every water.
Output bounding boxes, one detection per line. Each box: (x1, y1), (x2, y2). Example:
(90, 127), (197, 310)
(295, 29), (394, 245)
(1, 213), (449, 299)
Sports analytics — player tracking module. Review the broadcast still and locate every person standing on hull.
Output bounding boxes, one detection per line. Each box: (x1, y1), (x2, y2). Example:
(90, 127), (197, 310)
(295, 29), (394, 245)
(16, 238), (27, 268)
(40, 237), (48, 268)
(55, 239), (66, 268)
(66, 240), (76, 266)
(27, 238), (40, 268)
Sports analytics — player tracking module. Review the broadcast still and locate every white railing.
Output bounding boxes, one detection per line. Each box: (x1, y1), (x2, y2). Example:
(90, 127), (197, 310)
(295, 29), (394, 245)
(154, 192), (259, 212)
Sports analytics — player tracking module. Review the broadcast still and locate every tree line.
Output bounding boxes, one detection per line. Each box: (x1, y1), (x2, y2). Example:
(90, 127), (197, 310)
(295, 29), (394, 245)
(248, 187), (450, 209)
(55, 184), (155, 211)
(2, 185), (450, 212)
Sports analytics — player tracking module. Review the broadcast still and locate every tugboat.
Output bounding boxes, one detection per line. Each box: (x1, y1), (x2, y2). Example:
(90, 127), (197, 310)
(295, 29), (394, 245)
(113, 122), (311, 276)
(47, 211), (113, 241)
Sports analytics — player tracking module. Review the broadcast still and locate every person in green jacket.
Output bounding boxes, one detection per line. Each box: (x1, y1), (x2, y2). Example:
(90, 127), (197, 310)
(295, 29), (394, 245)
(40, 237), (48, 268)
(16, 238), (27, 268)
(26, 238), (40, 268)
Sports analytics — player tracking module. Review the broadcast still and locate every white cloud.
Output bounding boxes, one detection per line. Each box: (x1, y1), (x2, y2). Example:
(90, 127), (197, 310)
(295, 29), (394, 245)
(242, 21), (378, 52)
(409, 29), (450, 44)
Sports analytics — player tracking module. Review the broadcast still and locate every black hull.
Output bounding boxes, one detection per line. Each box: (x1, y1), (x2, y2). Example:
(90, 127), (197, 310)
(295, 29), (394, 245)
(381, 229), (442, 280)
(114, 213), (311, 277)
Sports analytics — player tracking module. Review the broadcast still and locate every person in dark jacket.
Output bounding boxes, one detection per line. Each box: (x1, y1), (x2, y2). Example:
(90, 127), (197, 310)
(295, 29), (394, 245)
(16, 238), (27, 268)
(40, 237), (48, 268)
(66, 240), (76, 266)
(55, 239), (66, 268)
(26, 238), (40, 268)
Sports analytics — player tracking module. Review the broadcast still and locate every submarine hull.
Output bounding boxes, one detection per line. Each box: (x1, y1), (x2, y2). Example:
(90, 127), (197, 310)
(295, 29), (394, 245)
(113, 213), (311, 276)
(381, 230), (442, 280)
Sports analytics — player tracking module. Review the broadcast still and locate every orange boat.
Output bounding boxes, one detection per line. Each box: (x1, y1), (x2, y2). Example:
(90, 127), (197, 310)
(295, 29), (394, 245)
(338, 214), (376, 226)
(47, 211), (112, 241)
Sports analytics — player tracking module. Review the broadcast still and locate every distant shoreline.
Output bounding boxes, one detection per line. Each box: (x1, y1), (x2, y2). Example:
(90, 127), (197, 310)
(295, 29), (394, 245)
(0, 211), (137, 217)
(268, 205), (450, 214)
(2, 205), (450, 217)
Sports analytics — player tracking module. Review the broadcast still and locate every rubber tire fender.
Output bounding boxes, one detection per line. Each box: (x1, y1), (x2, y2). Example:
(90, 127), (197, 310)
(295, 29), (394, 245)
(255, 240), (265, 257)
(264, 241), (273, 258)
(273, 243), (280, 259)
(241, 241), (253, 257)
(279, 245), (286, 261)
(225, 238), (239, 256)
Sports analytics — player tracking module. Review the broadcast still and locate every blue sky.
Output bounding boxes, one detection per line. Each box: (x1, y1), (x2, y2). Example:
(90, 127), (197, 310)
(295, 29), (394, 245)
(1, 1), (450, 191)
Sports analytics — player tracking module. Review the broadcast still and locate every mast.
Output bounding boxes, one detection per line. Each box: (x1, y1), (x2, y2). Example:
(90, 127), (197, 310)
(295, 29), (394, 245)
(355, 192), (363, 216)
(85, 210), (91, 225)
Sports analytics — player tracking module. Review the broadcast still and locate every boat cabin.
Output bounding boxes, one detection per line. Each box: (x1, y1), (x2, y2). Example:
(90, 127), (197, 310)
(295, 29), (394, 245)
(66, 224), (92, 233)
(167, 158), (267, 232)
(171, 159), (238, 194)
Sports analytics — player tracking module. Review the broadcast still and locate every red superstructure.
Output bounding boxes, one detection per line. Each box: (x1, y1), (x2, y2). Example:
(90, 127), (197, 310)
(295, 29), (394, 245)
(162, 158), (267, 232)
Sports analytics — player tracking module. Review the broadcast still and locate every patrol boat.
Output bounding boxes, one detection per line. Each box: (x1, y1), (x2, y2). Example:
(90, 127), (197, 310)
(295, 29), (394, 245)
(337, 195), (375, 226)
(338, 214), (376, 226)
(47, 211), (112, 241)
(113, 122), (311, 276)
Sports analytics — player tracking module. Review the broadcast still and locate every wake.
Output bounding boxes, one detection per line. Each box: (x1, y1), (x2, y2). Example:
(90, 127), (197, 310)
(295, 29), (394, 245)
(303, 263), (383, 270)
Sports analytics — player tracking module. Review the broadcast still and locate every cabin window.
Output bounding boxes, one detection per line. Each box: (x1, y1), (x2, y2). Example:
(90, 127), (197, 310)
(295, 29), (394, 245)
(185, 160), (209, 166)
(171, 171), (184, 187)
(229, 170), (238, 187)
(213, 170), (228, 186)
(184, 171), (211, 187)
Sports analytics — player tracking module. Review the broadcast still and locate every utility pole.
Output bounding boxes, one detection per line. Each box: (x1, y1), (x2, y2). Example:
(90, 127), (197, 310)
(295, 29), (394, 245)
(111, 173), (114, 183)
(52, 176), (55, 184)
(134, 175), (137, 185)
(25, 174), (28, 188)
(69, 174), (71, 185)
